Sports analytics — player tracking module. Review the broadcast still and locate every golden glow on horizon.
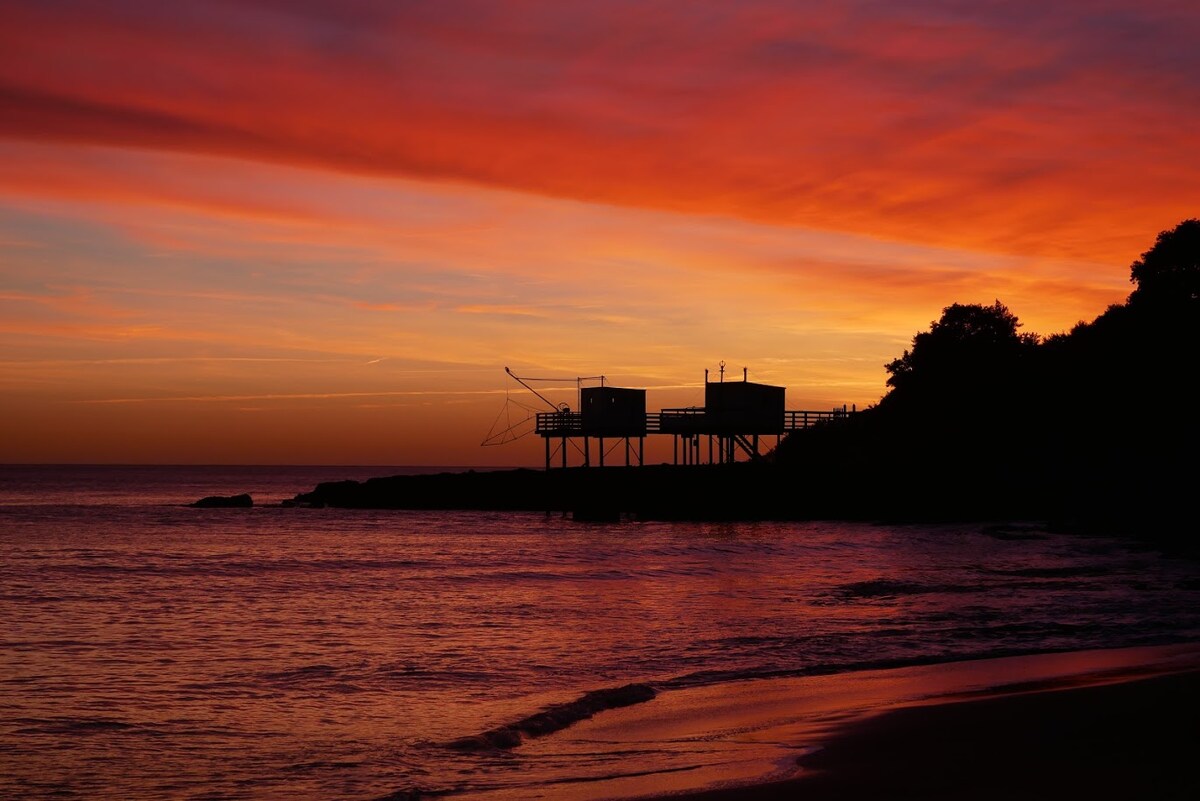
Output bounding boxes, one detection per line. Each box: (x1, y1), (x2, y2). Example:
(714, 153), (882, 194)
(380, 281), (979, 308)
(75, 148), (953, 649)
(1, 1), (1196, 464)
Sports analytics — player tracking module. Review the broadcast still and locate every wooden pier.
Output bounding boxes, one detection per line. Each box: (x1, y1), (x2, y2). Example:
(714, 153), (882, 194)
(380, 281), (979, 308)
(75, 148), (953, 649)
(534, 398), (853, 469)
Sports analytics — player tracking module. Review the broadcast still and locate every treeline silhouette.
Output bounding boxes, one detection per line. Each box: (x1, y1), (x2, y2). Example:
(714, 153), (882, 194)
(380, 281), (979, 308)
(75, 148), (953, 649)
(774, 218), (1199, 543)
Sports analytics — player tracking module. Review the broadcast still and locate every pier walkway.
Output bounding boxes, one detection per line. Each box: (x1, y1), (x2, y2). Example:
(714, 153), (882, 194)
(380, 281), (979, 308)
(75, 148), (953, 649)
(534, 407), (853, 468)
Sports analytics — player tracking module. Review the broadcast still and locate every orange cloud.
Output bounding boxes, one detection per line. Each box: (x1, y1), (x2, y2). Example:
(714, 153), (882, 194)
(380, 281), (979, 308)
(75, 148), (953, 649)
(0, 143), (1129, 369)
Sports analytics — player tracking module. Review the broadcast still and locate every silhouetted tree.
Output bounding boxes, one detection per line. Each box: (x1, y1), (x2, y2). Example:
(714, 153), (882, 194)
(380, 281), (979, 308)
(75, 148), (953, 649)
(774, 221), (1197, 540)
(884, 300), (1033, 393)
(1129, 218), (1200, 306)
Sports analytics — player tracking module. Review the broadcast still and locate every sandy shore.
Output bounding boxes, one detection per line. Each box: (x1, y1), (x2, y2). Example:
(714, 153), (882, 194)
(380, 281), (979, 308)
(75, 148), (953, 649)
(653, 667), (1200, 801)
(455, 645), (1200, 801)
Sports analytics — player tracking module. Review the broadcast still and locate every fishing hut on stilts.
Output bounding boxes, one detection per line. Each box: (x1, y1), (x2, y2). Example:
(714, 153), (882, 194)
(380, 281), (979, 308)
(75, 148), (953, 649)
(482, 363), (853, 469)
(483, 368), (646, 470)
(658, 362), (785, 465)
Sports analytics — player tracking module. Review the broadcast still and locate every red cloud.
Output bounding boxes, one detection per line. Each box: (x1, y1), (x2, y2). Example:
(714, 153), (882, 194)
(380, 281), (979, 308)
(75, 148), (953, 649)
(2, 1), (1197, 265)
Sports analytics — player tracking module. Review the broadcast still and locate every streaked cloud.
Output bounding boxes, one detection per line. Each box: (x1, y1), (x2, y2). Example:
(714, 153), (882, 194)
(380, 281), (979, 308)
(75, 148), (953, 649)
(72, 389), (514, 405)
(2, 1), (1194, 261)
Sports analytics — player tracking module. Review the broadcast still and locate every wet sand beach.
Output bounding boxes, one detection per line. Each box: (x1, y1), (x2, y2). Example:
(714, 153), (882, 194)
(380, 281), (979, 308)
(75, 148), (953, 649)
(446, 644), (1200, 801)
(638, 659), (1200, 801)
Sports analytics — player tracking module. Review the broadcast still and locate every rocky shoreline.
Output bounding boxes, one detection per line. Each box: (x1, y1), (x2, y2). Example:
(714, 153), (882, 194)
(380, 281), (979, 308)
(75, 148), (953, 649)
(274, 460), (1195, 555)
(281, 462), (1043, 523)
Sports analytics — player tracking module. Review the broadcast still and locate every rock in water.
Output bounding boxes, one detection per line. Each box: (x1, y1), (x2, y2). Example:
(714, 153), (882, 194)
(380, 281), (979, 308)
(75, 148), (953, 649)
(190, 493), (253, 508)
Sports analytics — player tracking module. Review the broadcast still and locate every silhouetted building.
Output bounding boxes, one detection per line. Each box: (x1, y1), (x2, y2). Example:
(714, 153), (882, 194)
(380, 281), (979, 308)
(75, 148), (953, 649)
(704, 380), (785, 434)
(581, 387), (647, 437)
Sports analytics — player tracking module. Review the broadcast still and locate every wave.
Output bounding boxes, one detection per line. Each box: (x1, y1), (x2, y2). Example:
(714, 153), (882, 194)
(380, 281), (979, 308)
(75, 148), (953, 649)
(833, 578), (977, 598)
(657, 644), (1139, 691)
(254, 661), (503, 692)
(829, 573), (1104, 599)
(984, 565), (1112, 579)
(36, 556), (432, 579)
(14, 717), (140, 735)
(261, 664), (341, 682)
(980, 523), (1050, 540)
(447, 683), (657, 751)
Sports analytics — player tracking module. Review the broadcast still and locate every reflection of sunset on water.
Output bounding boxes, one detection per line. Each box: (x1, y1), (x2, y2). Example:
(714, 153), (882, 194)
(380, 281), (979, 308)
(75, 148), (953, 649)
(3, 476), (1198, 798)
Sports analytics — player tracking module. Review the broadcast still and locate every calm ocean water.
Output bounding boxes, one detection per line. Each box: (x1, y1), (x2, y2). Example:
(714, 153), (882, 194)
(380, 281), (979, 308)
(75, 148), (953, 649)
(2, 465), (1199, 799)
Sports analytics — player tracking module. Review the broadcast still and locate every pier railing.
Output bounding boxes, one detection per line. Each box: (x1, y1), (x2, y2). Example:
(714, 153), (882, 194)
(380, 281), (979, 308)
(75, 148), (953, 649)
(783, 409), (851, 430)
(538, 407), (852, 437)
(535, 411), (584, 436)
(652, 408), (706, 434)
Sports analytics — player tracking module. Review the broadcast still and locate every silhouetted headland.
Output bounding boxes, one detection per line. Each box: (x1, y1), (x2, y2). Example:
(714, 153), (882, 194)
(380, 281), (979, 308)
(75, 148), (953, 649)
(290, 220), (1199, 548)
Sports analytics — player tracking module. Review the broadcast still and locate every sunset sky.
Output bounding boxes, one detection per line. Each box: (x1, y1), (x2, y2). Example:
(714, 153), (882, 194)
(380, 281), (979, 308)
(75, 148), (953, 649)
(2, 0), (1197, 465)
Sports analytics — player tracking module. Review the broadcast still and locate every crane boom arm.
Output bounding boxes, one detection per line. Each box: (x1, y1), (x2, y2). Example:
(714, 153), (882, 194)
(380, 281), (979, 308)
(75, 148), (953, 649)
(504, 367), (606, 411)
(505, 366), (565, 411)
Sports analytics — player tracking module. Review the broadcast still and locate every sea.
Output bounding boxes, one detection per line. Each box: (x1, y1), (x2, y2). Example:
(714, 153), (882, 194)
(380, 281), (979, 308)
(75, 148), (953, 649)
(2, 464), (1199, 800)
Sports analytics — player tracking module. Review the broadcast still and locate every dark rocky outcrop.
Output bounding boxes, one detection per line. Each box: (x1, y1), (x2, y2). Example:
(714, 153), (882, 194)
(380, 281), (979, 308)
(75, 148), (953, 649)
(190, 493), (253, 508)
(288, 464), (865, 521)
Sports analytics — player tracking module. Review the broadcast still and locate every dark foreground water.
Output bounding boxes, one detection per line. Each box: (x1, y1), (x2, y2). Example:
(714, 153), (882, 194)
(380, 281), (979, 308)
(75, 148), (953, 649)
(2, 465), (1198, 799)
